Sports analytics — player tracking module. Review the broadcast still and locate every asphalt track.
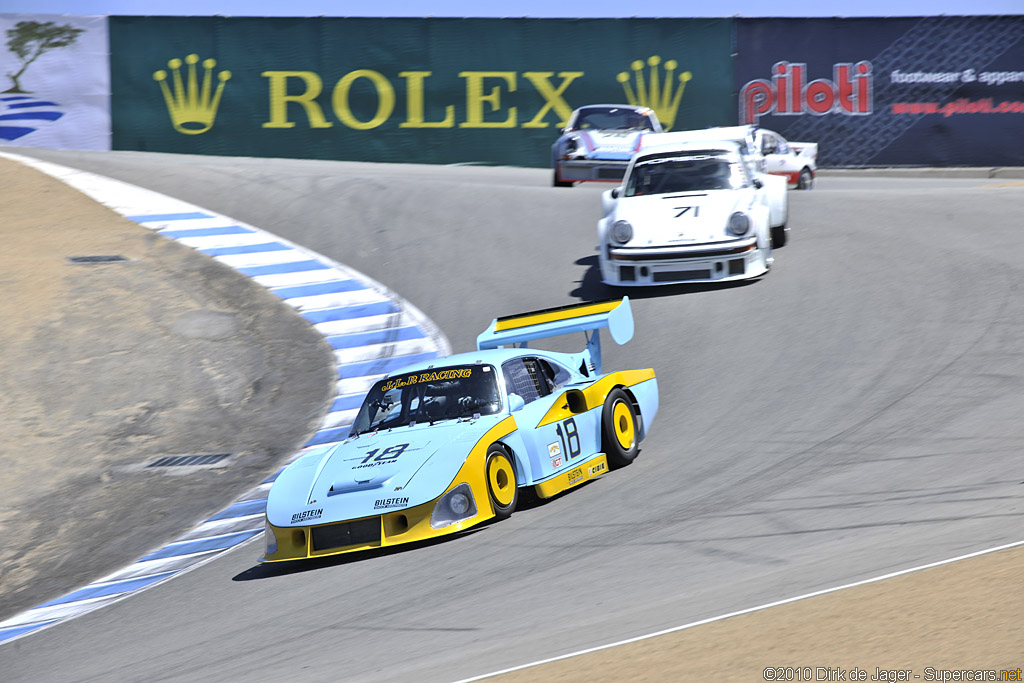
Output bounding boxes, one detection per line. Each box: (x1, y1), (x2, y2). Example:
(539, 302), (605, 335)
(3, 150), (1023, 682)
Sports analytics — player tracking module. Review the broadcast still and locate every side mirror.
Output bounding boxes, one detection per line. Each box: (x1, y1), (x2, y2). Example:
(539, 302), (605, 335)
(508, 393), (525, 413)
(611, 187), (620, 199)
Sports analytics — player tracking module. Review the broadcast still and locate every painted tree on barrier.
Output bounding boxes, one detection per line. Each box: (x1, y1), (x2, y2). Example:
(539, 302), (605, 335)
(4, 21), (84, 94)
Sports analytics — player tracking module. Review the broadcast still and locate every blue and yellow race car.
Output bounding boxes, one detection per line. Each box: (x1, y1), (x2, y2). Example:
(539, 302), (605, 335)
(261, 298), (658, 562)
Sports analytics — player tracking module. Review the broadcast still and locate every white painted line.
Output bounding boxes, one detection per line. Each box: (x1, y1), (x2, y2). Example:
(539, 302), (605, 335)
(146, 217), (231, 231)
(0, 594), (126, 627)
(333, 338), (436, 365)
(337, 375), (386, 396)
(177, 232), (283, 249)
(314, 312), (413, 336)
(252, 270), (351, 289)
(321, 409), (359, 429)
(450, 539), (1024, 683)
(215, 249), (318, 268)
(102, 551), (225, 583)
(283, 289), (386, 311)
(177, 515), (265, 541)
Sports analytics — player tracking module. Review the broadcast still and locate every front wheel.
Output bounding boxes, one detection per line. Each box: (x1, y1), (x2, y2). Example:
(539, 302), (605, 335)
(485, 445), (518, 519)
(553, 170), (573, 188)
(771, 224), (788, 248)
(602, 388), (639, 469)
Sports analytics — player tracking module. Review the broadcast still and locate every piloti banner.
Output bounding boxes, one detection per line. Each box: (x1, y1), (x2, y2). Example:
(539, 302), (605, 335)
(735, 17), (1024, 167)
(108, 17), (734, 167)
(0, 14), (110, 150)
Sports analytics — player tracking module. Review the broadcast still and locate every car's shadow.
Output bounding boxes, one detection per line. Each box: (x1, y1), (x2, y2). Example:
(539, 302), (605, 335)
(569, 254), (761, 301)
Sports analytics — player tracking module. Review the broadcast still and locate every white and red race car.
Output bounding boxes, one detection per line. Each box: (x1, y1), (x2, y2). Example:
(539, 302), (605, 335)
(756, 128), (818, 190)
(648, 125), (817, 190)
(551, 104), (663, 187)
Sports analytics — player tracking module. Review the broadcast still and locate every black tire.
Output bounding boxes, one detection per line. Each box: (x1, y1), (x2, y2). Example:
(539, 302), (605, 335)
(602, 388), (639, 469)
(485, 444), (518, 520)
(771, 224), (788, 248)
(797, 167), (813, 190)
(553, 171), (573, 188)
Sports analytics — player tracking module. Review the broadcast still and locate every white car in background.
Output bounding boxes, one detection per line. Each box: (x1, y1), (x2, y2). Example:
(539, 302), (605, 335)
(597, 140), (775, 287)
(551, 104), (663, 187)
(637, 127), (791, 246)
(756, 128), (818, 190)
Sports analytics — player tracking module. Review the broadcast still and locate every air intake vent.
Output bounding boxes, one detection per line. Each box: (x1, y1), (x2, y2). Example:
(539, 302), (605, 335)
(147, 453), (233, 468)
(67, 255), (129, 264)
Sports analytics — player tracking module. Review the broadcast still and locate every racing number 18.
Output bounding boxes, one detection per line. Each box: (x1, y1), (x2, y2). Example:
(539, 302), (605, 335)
(360, 443), (409, 464)
(556, 419), (581, 459)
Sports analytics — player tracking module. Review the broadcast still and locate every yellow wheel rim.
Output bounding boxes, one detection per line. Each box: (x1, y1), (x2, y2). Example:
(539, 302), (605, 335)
(488, 453), (516, 507)
(613, 400), (635, 450)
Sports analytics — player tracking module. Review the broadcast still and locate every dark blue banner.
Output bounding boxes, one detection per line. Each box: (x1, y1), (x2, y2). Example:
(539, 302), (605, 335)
(735, 17), (1024, 167)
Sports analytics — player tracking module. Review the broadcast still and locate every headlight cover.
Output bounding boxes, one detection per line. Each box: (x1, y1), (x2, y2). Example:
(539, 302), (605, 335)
(727, 212), (750, 236)
(430, 483), (478, 529)
(264, 520), (278, 555)
(611, 220), (633, 244)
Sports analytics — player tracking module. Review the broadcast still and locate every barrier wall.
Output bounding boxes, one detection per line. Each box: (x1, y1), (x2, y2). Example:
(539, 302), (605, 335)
(735, 16), (1024, 167)
(3, 14), (1022, 167)
(108, 17), (734, 167)
(0, 14), (109, 149)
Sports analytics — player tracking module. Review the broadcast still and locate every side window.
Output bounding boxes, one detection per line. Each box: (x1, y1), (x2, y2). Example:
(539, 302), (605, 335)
(537, 359), (572, 390)
(502, 357), (551, 404)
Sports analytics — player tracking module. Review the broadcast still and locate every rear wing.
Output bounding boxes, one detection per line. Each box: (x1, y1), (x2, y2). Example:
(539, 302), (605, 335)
(476, 298), (634, 376)
(789, 141), (818, 161)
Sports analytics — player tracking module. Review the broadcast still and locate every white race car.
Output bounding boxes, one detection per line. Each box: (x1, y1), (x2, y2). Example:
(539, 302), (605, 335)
(756, 128), (818, 190)
(597, 140), (777, 287)
(551, 104), (663, 187)
(659, 125), (817, 189)
(636, 127), (790, 246)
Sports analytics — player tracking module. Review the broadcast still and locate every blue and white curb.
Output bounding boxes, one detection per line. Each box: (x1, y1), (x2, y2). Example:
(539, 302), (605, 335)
(0, 151), (450, 645)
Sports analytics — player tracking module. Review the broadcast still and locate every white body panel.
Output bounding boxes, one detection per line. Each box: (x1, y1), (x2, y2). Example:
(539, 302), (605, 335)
(598, 140), (774, 287)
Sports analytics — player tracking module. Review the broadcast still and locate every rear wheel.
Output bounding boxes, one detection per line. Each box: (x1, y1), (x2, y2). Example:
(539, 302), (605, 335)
(602, 388), (639, 469)
(797, 167), (814, 190)
(486, 445), (518, 519)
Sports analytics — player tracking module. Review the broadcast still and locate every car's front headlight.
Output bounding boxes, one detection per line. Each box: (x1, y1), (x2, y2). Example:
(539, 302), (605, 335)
(430, 483), (478, 529)
(611, 220), (633, 244)
(727, 212), (750, 236)
(565, 136), (578, 154)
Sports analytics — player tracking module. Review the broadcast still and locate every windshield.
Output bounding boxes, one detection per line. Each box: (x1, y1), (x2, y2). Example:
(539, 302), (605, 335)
(571, 107), (655, 132)
(351, 365), (501, 434)
(625, 154), (748, 197)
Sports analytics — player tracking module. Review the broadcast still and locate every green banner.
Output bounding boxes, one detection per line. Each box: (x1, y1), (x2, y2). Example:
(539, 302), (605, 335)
(109, 17), (734, 166)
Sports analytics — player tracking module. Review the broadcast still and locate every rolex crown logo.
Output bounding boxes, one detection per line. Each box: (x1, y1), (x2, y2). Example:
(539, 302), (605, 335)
(617, 56), (692, 131)
(153, 54), (231, 135)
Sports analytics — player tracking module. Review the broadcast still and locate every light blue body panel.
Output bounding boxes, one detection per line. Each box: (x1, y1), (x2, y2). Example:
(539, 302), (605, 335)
(266, 298), (659, 530)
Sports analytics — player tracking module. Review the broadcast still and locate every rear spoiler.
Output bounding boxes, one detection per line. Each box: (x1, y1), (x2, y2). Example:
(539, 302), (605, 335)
(476, 298), (634, 376)
(789, 141), (818, 161)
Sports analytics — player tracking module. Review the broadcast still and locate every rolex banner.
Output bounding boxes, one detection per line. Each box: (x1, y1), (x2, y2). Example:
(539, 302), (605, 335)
(0, 14), (110, 150)
(735, 17), (1024, 167)
(108, 16), (734, 167)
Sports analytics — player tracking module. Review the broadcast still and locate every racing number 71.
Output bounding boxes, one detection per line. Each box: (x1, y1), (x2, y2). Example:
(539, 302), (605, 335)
(556, 418), (581, 459)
